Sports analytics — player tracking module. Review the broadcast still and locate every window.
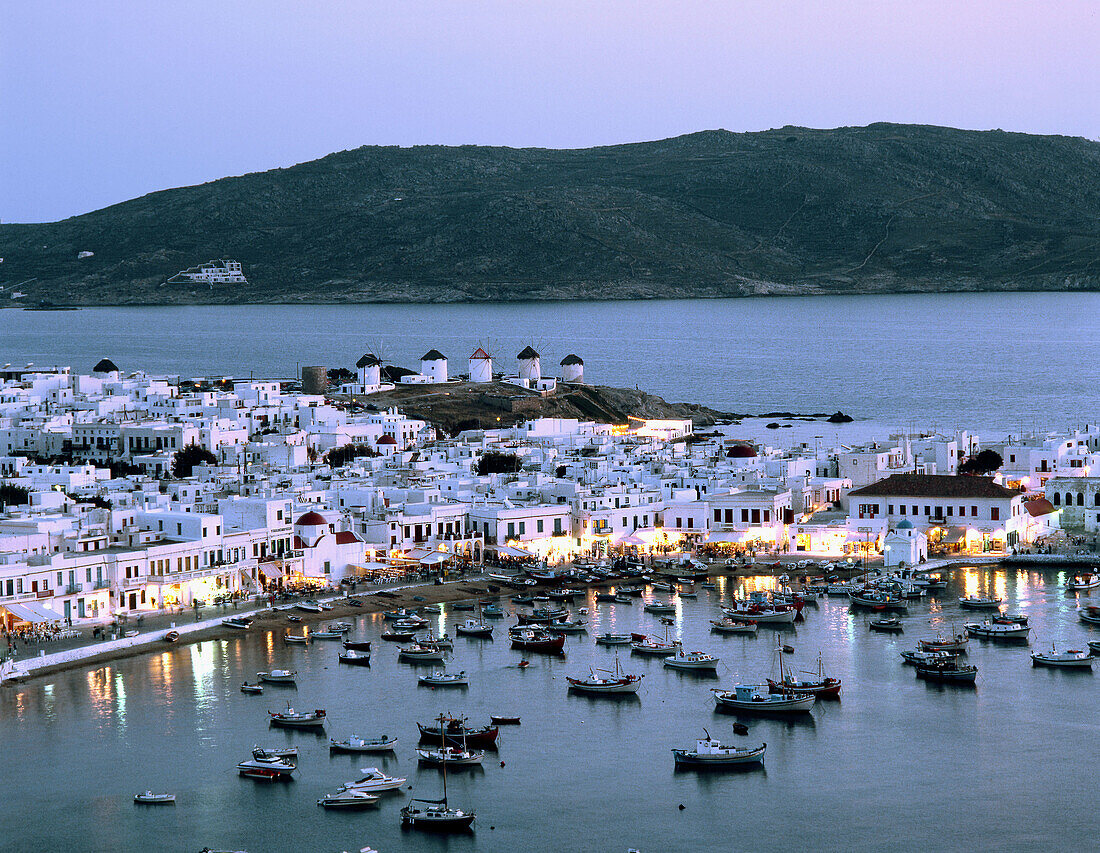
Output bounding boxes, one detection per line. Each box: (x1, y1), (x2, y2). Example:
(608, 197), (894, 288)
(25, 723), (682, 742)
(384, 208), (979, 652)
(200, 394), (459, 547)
(554, 518), (563, 535)
(991, 507), (1000, 522)
(676, 517), (683, 529)
(1078, 493), (1084, 506)
(763, 510), (771, 523)
(741, 509), (749, 523)
(537, 519), (544, 534)
(507, 522), (515, 538)
(713, 509), (721, 523)
(912, 506), (917, 515)
(888, 504), (894, 514)
(751, 509), (760, 524)
(971, 507), (978, 517)
(724, 509), (733, 524)
(519, 522), (526, 535)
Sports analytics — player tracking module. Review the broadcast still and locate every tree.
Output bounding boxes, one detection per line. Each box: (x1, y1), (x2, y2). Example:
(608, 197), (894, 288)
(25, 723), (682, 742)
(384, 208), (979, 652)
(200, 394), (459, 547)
(476, 451), (521, 476)
(959, 449), (1003, 476)
(172, 443), (217, 478)
(327, 367), (355, 385)
(0, 482), (30, 506)
(323, 443), (379, 467)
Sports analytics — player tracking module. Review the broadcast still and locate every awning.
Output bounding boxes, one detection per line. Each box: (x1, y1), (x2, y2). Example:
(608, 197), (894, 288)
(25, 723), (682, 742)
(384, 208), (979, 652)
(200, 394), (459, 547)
(943, 526), (967, 544)
(487, 544), (533, 558)
(419, 552), (452, 566)
(702, 531), (739, 544)
(3, 601), (61, 623)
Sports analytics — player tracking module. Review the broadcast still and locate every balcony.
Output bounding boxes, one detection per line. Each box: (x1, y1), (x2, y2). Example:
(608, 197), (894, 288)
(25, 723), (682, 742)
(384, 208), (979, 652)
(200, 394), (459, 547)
(93, 579), (110, 590)
(65, 584), (82, 595)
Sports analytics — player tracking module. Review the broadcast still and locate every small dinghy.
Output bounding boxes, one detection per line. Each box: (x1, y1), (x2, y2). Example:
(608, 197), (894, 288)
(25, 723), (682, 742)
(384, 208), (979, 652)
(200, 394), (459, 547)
(222, 617), (252, 630)
(419, 670), (469, 687)
(958, 595), (1002, 610)
(284, 634), (310, 645)
(399, 645), (446, 663)
(489, 715), (521, 725)
(342, 640), (372, 652)
(710, 619), (758, 635)
(338, 649), (371, 666)
(455, 620), (493, 638)
(329, 735), (398, 754)
(134, 791), (175, 804)
(257, 669), (297, 684)
(869, 616), (904, 633)
(240, 682), (264, 694)
(310, 630), (344, 641)
(595, 632), (633, 645)
(163, 631), (180, 643)
(268, 705), (326, 729)
(381, 629), (417, 642)
(416, 746), (485, 767)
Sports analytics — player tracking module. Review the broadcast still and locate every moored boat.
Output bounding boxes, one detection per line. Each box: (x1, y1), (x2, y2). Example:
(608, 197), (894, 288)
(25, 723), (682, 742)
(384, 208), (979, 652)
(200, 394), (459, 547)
(1030, 645), (1094, 668)
(594, 632), (633, 645)
(338, 649), (371, 666)
(643, 601), (677, 615)
(1066, 572), (1100, 591)
(342, 640), (372, 652)
(268, 705), (326, 729)
(1078, 605), (1100, 626)
(509, 627), (566, 653)
(914, 654), (978, 684)
(329, 735), (397, 754)
(237, 756), (296, 779)
(283, 634), (310, 645)
(672, 729), (766, 768)
(567, 656), (643, 694)
(338, 767), (407, 793)
(722, 605), (797, 625)
(958, 595), (1002, 610)
(317, 790), (379, 809)
(709, 618), (758, 635)
(663, 650), (720, 671)
(489, 715), (521, 725)
(918, 633), (969, 653)
(257, 669), (297, 684)
(417, 717), (499, 749)
(869, 616), (904, 633)
(163, 630), (180, 643)
(222, 617), (252, 630)
(455, 620), (494, 638)
(712, 684), (815, 714)
(418, 670), (469, 687)
(767, 651), (841, 698)
(965, 620), (1029, 640)
(240, 682), (264, 694)
(398, 644), (446, 663)
(416, 746), (484, 767)
(134, 791), (176, 804)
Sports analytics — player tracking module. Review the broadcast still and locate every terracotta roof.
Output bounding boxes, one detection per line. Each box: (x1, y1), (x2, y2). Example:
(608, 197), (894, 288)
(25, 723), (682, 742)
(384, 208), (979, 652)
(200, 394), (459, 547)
(355, 353), (382, 368)
(517, 346), (540, 359)
(295, 510), (327, 526)
(849, 474), (1019, 500)
(470, 347), (490, 360)
(377, 434), (398, 445)
(1024, 498), (1056, 517)
(420, 349), (446, 361)
(334, 530), (361, 544)
(560, 354), (583, 366)
(726, 444), (758, 458)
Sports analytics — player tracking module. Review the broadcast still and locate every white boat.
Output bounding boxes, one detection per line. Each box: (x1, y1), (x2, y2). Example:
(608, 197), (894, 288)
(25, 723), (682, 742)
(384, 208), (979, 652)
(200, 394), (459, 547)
(722, 606), (797, 625)
(631, 633), (681, 656)
(222, 617), (252, 630)
(252, 746), (298, 762)
(1030, 645), (1094, 668)
(958, 596), (1002, 610)
(594, 633), (633, 645)
(318, 790), (380, 809)
(134, 791), (175, 804)
(455, 620), (493, 638)
(399, 645), (446, 663)
(283, 634), (310, 645)
(394, 616), (429, 630)
(547, 619), (587, 634)
(1088, 640), (1100, 655)
(710, 619), (758, 635)
(671, 730), (766, 768)
(257, 669), (297, 683)
(401, 798), (476, 832)
(237, 757), (297, 779)
(329, 735), (398, 754)
(643, 601), (677, 615)
(268, 705), (326, 729)
(296, 601), (323, 613)
(567, 657), (643, 694)
(310, 630), (344, 641)
(338, 767), (407, 793)
(1066, 573), (1100, 591)
(965, 621), (1029, 639)
(416, 746), (484, 766)
(419, 670), (469, 687)
(663, 650), (720, 671)
(338, 649), (371, 666)
(712, 684), (815, 714)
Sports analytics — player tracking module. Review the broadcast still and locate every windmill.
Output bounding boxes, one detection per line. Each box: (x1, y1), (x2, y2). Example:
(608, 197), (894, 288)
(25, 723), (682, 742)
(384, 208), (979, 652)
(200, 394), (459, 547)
(468, 338), (499, 383)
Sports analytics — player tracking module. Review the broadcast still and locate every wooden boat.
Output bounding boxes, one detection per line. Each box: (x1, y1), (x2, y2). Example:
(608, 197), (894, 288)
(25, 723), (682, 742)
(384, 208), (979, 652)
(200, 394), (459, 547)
(595, 592), (618, 603)
(509, 627), (566, 653)
(284, 634), (310, 645)
(421, 605), (442, 613)
(613, 595), (634, 604)
(419, 670), (469, 687)
(416, 746), (484, 767)
(713, 684), (815, 714)
(240, 682), (264, 694)
(481, 604), (504, 618)
(672, 729), (766, 768)
(310, 630), (343, 641)
(1088, 639), (1100, 655)
(326, 622), (352, 633)
(567, 656), (643, 694)
(643, 601), (677, 615)
(869, 616), (903, 633)
(342, 640), (372, 652)
(965, 620), (1029, 639)
(918, 633), (968, 653)
(595, 632), (633, 645)
(958, 596), (1002, 610)
(163, 630), (180, 643)
(452, 602), (475, 611)
(296, 601), (323, 613)
(1078, 605), (1100, 625)
(399, 644), (446, 663)
(1031, 645), (1094, 668)
(631, 632), (681, 656)
(338, 649), (371, 666)
(286, 615), (302, 623)
(710, 619), (758, 635)
(547, 588), (575, 601)
(516, 607), (567, 625)
(417, 718), (499, 749)
(317, 790), (380, 809)
(222, 617), (252, 630)
(1065, 573), (1100, 591)
(394, 616), (429, 629)
(767, 651), (842, 699)
(546, 620), (587, 634)
(900, 649), (960, 666)
(134, 791), (176, 804)
(329, 735), (397, 754)
(455, 620), (493, 638)
(650, 582), (674, 592)
(338, 767), (406, 792)
(722, 605), (797, 624)
(268, 705), (326, 729)
(664, 650), (719, 671)
(849, 590), (908, 611)
(381, 629), (417, 642)
(915, 655), (978, 684)
(257, 669), (297, 684)
(414, 631), (453, 650)
(489, 715), (521, 725)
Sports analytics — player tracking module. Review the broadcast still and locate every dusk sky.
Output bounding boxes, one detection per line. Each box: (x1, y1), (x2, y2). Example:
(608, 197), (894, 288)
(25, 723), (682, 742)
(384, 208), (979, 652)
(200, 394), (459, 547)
(3, 0), (1098, 222)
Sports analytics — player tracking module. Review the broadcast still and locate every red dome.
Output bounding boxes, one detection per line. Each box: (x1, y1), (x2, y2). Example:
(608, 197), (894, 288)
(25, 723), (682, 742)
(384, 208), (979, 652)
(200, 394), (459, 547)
(726, 444), (758, 458)
(295, 510), (327, 526)
(377, 434), (398, 445)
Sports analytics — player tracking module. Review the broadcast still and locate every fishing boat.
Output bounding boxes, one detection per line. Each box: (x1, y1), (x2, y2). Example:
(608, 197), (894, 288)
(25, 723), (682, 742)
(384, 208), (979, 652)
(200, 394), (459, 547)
(417, 717), (499, 749)
(546, 619), (587, 633)
(381, 629), (417, 642)
(338, 649), (371, 666)
(965, 620), (1030, 640)
(709, 619), (758, 635)
(317, 790), (380, 809)
(767, 651), (842, 699)
(613, 595), (634, 604)
(671, 729), (766, 768)
(1078, 605), (1100, 625)
(237, 757), (296, 780)
(394, 615), (429, 629)
(643, 601), (677, 615)
(398, 645), (446, 663)
(455, 620), (494, 638)
(1088, 640), (1100, 655)
(240, 682), (264, 694)
(1066, 572), (1100, 591)
(511, 594), (535, 606)
(664, 650), (720, 671)
(567, 656), (643, 694)
(712, 684), (815, 714)
(516, 607), (567, 625)
(327, 622), (352, 633)
(631, 630), (681, 656)
(1031, 645), (1094, 668)
(918, 633), (968, 653)
(416, 745), (485, 767)
(329, 735), (397, 754)
(547, 588), (575, 601)
(284, 634), (310, 645)
(342, 640), (372, 652)
(869, 616), (904, 633)
(722, 605), (797, 625)
(338, 767), (407, 792)
(252, 746), (298, 762)
(452, 602), (475, 611)
(163, 631), (180, 643)
(222, 617), (252, 630)
(900, 648), (961, 665)
(257, 669), (297, 684)
(849, 589), (908, 611)
(651, 582), (674, 592)
(268, 705), (326, 729)
(489, 715), (521, 725)
(595, 632), (633, 645)
(958, 595), (1002, 610)
(419, 670), (469, 687)
(482, 604), (504, 618)
(415, 631), (453, 650)
(134, 791), (176, 804)
(914, 654), (978, 684)
(509, 627), (566, 653)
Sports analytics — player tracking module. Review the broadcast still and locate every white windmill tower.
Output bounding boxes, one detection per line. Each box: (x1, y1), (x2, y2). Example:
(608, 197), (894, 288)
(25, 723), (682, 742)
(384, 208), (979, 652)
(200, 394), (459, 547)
(469, 342), (494, 383)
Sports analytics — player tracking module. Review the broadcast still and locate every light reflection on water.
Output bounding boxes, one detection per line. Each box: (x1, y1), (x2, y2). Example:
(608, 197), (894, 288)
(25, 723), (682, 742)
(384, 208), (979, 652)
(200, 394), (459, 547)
(3, 566), (1100, 853)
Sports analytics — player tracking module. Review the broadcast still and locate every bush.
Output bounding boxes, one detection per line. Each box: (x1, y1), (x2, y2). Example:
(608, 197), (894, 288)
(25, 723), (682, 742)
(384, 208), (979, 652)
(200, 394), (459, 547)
(0, 482), (30, 506)
(476, 451), (521, 476)
(959, 449), (1003, 476)
(171, 443), (218, 478)
(323, 443), (379, 467)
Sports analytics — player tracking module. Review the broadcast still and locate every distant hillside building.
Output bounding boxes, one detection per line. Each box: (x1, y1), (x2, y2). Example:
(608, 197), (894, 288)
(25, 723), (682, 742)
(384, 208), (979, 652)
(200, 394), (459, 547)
(167, 260), (247, 286)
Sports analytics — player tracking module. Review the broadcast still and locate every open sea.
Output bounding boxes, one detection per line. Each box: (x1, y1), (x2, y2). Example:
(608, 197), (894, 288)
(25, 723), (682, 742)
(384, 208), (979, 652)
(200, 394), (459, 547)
(2, 567), (1099, 853)
(2, 292), (1099, 439)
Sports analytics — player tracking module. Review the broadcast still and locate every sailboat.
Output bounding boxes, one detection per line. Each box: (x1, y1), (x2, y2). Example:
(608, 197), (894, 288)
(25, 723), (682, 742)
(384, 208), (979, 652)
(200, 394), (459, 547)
(402, 713), (477, 832)
(766, 649), (842, 699)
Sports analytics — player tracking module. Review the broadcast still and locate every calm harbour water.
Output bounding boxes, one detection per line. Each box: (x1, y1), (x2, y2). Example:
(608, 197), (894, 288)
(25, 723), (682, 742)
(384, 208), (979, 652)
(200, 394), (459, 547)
(2, 292), (1099, 435)
(3, 567), (1099, 853)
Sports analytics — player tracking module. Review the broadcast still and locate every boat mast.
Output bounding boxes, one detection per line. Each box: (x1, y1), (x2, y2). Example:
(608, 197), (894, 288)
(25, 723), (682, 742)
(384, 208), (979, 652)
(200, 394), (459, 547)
(438, 711), (449, 808)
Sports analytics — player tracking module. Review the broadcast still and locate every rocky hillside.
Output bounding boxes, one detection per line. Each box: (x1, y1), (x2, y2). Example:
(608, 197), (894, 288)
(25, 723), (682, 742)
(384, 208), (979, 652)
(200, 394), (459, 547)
(4, 123), (1100, 304)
